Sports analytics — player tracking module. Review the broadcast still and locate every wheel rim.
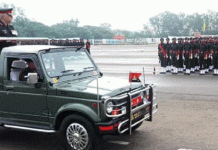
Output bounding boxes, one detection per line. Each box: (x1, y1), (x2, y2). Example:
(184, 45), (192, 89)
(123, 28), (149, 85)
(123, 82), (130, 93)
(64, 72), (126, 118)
(66, 123), (89, 150)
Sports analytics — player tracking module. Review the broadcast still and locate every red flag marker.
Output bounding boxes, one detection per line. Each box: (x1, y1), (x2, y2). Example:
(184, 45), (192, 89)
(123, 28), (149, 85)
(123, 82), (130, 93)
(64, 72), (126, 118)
(129, 72), (142, 83)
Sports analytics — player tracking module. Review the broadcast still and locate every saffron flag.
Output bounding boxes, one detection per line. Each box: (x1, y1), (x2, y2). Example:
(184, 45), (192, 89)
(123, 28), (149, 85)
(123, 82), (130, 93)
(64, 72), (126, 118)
(203, 20), (206, 31)
(129, 72), (142, 82)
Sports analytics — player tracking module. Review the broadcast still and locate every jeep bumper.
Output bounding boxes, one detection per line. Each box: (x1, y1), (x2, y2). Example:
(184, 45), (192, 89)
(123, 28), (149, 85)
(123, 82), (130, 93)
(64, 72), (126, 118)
(95, 103), (158, 135)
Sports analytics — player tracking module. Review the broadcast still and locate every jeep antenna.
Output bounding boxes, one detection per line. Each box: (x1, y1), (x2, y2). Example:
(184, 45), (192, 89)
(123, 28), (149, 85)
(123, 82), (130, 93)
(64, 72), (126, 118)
(143, 67), (145, 86)
(96, 71), (100, 117)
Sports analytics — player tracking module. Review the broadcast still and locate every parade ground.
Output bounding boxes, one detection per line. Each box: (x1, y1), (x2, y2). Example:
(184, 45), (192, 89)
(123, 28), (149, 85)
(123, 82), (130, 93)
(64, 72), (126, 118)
(0, 45), (218, 150)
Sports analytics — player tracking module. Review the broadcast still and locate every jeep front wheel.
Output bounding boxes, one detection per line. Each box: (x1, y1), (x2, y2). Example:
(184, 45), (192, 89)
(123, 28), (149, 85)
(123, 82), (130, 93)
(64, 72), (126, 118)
(59, 115), (96, 150)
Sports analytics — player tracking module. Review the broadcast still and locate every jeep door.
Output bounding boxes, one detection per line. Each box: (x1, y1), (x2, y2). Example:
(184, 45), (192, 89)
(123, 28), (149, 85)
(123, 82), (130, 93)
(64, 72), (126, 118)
(1, 54), (49, 127)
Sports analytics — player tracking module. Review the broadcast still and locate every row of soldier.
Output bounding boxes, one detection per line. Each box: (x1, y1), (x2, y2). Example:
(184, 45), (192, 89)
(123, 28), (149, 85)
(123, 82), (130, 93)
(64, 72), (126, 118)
(50, 39), (85, 47)
(19, 39), (85, 47)
(19, 40), (48, 45)
(50, 39), (91, 54)
(158, 37), (218, 75)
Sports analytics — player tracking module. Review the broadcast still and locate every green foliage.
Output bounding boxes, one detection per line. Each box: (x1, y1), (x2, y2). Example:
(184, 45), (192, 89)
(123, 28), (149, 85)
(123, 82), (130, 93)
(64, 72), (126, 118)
(1, 3), (149, 39)
(2, 3), (218, 39)
(146, 10), (218, 37)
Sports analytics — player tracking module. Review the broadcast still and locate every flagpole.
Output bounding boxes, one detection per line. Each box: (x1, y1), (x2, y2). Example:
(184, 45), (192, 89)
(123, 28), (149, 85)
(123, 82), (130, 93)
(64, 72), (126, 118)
(203, 19), (206, 35)
(143, 67), (145, 86)
(97, 71), (100, 117)
(129, 71), (132, 90)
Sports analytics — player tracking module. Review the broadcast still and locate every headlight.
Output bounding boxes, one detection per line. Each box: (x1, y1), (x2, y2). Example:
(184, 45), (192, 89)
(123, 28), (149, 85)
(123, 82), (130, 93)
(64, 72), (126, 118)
(106, 102), (113, 114)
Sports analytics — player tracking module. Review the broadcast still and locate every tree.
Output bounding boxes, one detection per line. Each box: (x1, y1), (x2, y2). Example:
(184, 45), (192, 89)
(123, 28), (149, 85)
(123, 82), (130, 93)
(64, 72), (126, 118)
(62, 18), (79, 27)
(100, 23), (112, 31)
(203, 10), (218, 35)
(83, 25), (113, 39)
(143, 24), (154, 37)
(147, 11), (218, 37)
(149, 15), (162, 37)
(149, 11), (185, 37)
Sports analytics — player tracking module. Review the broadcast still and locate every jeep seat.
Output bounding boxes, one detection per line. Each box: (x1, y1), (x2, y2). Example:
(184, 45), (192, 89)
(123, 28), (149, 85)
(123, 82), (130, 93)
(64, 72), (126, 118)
(10, 60), (28, 81)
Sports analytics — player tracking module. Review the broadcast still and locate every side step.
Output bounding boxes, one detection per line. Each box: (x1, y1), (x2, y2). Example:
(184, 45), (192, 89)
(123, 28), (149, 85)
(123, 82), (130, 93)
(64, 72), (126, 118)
(4, 125), (56, 133)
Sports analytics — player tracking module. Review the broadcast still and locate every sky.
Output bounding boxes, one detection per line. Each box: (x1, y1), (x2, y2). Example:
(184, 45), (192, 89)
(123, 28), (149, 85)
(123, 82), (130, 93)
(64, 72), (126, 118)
(2, 0), (217, 31)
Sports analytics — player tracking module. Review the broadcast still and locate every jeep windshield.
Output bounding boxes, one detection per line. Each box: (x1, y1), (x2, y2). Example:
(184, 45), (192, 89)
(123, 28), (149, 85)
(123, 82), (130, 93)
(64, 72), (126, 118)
(41, 49), (97, 78)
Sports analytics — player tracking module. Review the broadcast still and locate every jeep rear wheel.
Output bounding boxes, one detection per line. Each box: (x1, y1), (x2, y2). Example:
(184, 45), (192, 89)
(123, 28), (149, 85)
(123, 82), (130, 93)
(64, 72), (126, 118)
(59, 115), (96, 150)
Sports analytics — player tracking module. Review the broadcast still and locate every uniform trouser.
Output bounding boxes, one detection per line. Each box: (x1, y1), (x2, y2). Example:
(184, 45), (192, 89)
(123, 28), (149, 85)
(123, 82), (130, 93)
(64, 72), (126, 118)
(159, 53), (166, 67)
(171, 53), (177, 68)
(178, 55), (183, 68)
(195, 57), (199, 66)
(205, 58), (209, 69)
(208, 58), (212, 66)
(166, 55), (171, 66)
(184, 54), (191, 69)
(191, 58), (195, 68)
(213, 54), (218, 69)
(205, 53), (209, 69)
(199, 53), (205, 70)
(207, 53), (212, 67)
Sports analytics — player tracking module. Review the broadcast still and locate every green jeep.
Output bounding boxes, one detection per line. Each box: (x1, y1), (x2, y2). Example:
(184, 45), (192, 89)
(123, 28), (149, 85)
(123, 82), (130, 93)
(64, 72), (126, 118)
(0, 42), (157, 150)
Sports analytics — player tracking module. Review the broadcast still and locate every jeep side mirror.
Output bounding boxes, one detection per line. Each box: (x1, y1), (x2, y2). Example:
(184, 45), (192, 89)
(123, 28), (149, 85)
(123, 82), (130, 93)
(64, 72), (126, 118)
(26, 73), (38, 84)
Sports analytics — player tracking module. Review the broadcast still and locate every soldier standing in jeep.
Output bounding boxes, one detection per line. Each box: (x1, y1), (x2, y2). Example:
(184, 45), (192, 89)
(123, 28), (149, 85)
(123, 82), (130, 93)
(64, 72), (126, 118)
(0, 8), (17, 52)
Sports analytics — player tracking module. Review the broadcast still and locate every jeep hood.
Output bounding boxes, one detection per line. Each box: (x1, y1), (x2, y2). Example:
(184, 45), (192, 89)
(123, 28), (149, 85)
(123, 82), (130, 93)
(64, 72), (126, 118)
(56, 76), (143, 97)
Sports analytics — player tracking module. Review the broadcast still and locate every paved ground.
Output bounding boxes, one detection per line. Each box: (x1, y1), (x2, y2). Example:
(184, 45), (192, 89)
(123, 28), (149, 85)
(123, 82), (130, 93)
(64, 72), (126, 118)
(91, 44), (160, 75)
(0, 45), (218, 150)
(102, 74), (218, 150)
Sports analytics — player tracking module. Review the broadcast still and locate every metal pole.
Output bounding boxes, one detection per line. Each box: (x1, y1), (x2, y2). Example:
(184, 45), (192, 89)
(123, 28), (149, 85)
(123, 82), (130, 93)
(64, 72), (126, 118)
(97, 73), (100, 118)
(143, 67), (145, 86)
(129, 93), (132, 135)
(148, 86), (153, 121)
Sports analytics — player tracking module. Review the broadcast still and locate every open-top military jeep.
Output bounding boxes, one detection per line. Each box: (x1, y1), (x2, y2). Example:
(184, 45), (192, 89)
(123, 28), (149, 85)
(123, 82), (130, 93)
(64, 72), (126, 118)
(0, 38), (157, 150)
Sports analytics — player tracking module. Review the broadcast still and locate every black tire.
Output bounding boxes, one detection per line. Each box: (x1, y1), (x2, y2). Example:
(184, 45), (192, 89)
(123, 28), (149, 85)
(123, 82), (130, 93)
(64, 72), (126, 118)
(59, 114), (97, 150)
(132, 122), (143, 131)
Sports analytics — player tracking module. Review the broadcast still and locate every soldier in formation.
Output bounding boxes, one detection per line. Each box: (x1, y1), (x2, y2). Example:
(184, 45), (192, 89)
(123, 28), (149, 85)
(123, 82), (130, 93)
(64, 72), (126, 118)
(213, 38), (218, 74)
(165, 38), (171, 72)
(158, 38), (167, 73)
(177, 38), (184, 73)
(183, 38), (192, 74)
(170, 38), (179, 74)
(86, 39), (91, 54)
(158, 36), (218, 75)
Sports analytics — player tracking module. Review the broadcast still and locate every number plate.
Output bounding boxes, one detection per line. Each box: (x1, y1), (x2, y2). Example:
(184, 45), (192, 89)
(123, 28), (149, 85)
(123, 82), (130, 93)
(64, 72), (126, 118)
(131, 96), (142, 107)
(131, 111), (142, 121)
